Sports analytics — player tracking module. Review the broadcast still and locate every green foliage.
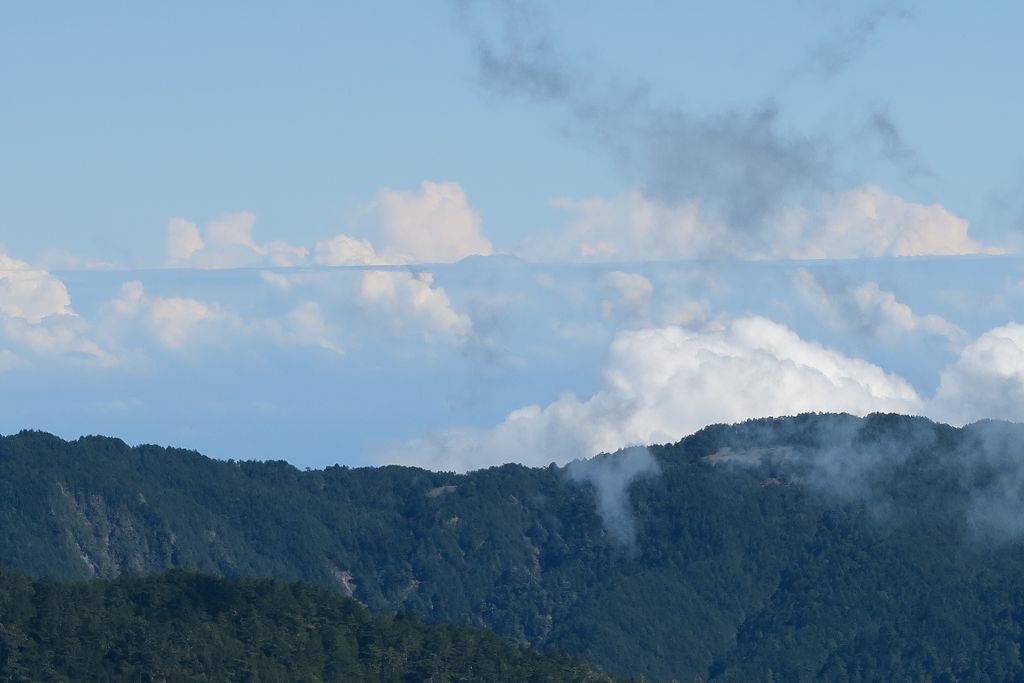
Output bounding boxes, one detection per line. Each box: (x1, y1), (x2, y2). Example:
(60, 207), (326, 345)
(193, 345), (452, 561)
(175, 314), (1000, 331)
(4, 414), (1024, 680)
(0, 569), (620, 682)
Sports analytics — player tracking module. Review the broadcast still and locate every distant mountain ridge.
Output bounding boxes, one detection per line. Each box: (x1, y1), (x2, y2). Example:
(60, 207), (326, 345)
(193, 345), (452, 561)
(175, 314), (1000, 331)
(4, 414), (1024, 680)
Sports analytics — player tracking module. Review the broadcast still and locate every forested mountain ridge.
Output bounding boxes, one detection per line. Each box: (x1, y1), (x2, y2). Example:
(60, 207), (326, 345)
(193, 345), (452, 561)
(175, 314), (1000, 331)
(4, 414), (1024, 680)
(0, 568), (621, 682)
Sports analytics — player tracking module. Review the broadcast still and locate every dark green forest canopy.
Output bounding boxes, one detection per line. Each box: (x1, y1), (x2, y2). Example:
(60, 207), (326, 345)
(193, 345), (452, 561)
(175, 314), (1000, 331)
(0, 568), (621, 682)
(4, 413), (1024, 680)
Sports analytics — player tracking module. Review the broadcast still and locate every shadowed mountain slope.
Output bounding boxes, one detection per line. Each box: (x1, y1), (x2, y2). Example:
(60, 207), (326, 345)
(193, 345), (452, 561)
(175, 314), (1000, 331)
(4, 413), (1024, 680)
(0, 568), (620, 682)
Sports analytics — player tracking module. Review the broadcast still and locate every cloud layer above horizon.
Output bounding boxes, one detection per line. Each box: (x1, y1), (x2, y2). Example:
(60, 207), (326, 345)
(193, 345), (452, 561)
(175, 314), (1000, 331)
(5, 3), (1024, 471)
(2, 180), (1023, 471)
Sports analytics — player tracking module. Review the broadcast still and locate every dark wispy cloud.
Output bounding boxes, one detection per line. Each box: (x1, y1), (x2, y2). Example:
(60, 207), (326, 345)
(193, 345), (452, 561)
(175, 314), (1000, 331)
(796, 5), (910, 81)
(467, 0), (573, 102)
(638, 105), (828, 241)
(864, 108), (930, 178)
(457, 0), (832, 247)
(792, 268), (965, 347)
(984, 163), (1024, 252)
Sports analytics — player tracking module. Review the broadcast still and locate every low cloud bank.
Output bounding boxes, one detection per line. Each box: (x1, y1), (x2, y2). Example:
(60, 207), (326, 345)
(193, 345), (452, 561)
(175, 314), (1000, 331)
(703, 414), (1024, 541)
(526, 186), (999, 263)
(385, 312), (1024, 474)
(567, 446), (660, 548)
(167, 181), (491, 270)
(381, 316), (924, 471)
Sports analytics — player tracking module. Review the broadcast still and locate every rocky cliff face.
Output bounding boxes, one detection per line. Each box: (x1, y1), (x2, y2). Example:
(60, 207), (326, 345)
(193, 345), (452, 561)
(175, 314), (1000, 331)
(7, 416), (1024, 681)
(51, 481), (174, 577)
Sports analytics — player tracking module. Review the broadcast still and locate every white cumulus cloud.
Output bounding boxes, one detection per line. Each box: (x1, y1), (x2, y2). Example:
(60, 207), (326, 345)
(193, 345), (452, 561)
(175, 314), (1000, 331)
(166, 218), (205, 265)
(270, 301), (342, 354)
(167, 181), (492, 271)
(1, 316), (118, 367)
(0, 249), (118, 368)
(601, 271), (654, 320)
(358, 181), (493, 263)
(930, 323), (1024, 425)
(147, 296), (227, 350)
(0, 249), (74, 323)
(260, 265), (474, 347)
(380, 316), (924, 471)
(525, 185), (998, 262)
(312, 234), (387, 266)
(358, 271), (473, 343)
(805, 185), (999, 259)
(526, 192), (728, 262)
(110, 281), (342, 354)
(165, 213), (308, 268)
(112, 281), (236, 351)
(793, 269), (965, 347)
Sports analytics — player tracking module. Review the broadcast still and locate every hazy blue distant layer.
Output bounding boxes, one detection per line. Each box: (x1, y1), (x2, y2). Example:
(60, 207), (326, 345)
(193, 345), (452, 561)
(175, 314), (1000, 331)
(3, 4), (1024, 468)
(3, 3), (1023, 263)
(2, 256), (1020, 469)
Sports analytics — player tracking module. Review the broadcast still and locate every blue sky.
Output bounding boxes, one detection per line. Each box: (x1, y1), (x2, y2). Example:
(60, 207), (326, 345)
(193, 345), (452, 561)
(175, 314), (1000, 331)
(2, 2), (1024, 469)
